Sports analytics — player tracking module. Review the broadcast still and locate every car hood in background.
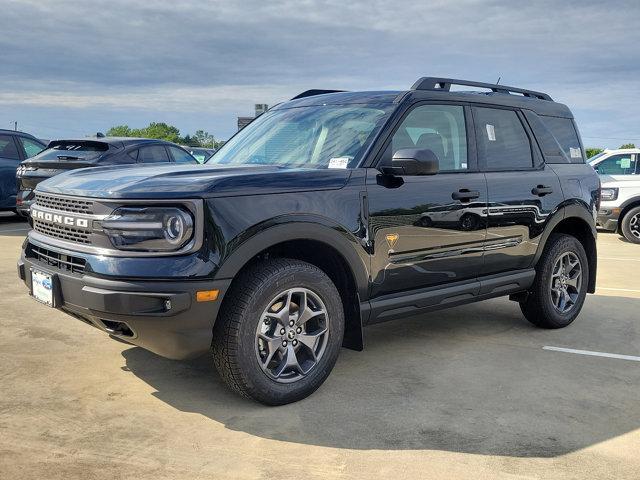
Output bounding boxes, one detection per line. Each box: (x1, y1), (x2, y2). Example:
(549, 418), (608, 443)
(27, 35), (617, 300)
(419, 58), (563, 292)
(35, 163), (352, 199)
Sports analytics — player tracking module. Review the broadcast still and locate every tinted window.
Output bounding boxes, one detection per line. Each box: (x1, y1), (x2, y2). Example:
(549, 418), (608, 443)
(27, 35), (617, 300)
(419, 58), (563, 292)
(0, 135), (20, 160)
(168, 146), (196, 164)
(541, 116), (583, 163)
(387, 104), (468, 171)
(475, 108), (532, 170)
(138, 146), (170, 163)
(594, 154), (637, 175)
(19, 137), (45, 158)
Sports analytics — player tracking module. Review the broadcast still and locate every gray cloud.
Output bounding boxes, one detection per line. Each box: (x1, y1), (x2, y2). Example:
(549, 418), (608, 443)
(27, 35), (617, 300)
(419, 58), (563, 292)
(1, 0), (639, 144)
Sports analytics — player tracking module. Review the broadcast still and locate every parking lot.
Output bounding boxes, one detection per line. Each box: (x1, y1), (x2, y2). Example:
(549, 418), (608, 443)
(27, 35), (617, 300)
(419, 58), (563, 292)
(1, 212), (639, 480)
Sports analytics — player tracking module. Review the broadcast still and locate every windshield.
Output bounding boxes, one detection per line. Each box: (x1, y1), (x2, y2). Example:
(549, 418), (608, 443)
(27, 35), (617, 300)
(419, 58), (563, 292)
(207, 104), (393, 169)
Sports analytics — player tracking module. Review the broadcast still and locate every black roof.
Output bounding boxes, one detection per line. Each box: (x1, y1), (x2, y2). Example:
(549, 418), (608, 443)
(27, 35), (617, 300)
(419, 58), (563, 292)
(283, 77), (573, 118)
(0, 129), (41, 138)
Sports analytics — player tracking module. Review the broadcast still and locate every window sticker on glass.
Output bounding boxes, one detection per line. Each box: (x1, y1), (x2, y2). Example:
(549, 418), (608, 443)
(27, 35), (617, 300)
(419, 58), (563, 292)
(620, 157), (632, 169)
(328, 157), (350, 169)
(570, 147), (582, 159)
(486, 124), (496, 141)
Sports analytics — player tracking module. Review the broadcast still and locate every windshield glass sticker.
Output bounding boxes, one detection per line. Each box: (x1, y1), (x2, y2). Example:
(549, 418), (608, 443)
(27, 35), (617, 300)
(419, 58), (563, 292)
(486, 124), (496, 141)
(570, 147), (582, 159)
(328, 157), (349, 169)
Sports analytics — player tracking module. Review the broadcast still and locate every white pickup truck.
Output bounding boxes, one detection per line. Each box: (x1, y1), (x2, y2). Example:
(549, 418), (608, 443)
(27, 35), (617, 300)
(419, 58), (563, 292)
(590, 149), (640, 243)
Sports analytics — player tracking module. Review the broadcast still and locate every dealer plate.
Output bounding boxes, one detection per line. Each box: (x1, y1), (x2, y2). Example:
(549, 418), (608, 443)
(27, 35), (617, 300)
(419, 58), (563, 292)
(31, 269), (54, 307)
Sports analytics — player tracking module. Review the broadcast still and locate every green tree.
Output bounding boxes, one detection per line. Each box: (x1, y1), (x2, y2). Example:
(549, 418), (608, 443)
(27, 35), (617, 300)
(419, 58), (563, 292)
(619, 143), (636, 149)
(106, 125), (133, 137)
(193, 130), (216, 148)
(585, 147), (604, 159)
(142, 122), (181, 143)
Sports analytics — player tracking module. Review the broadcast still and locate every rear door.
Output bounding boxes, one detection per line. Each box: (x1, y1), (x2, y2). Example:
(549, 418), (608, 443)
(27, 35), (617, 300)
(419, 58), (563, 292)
(366, 103), (487, 297)
(474, 106), (563, 274)
(0, 134), (22, 208)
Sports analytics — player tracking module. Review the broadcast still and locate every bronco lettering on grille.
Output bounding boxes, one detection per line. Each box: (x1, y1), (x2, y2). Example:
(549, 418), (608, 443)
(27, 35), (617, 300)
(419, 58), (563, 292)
(31, 207), (89, 229)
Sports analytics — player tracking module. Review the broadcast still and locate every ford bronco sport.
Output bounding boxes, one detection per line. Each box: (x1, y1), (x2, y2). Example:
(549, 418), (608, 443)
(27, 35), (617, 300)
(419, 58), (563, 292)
(18, 78), (600, 405)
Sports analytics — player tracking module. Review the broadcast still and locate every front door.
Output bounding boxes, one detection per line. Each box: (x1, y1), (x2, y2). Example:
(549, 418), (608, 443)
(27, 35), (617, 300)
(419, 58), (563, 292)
(366, 103), (487, 298)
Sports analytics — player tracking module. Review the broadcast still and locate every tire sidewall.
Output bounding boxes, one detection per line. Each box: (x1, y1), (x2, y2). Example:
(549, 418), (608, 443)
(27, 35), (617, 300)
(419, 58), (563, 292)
(621, 207), (640, 244)
(537, 235), (589, 326)
(233, 265), (344, 404)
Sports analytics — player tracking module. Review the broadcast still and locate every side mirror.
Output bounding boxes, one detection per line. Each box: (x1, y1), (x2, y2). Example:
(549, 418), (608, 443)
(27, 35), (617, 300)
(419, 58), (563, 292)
(384, 148), (439, 176)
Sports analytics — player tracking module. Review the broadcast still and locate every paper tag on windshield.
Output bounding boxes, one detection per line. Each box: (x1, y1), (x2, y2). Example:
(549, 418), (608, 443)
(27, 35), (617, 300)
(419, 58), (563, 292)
(620, 157), (632, 168)
(328, 157), (349, 169)
(570, 147), (582, 159)
(486, 124), (496, 141)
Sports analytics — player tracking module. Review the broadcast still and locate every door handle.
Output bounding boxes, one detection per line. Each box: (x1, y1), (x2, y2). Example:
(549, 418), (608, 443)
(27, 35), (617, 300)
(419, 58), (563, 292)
(452, 189), (480, 201)
(532, 185), (553, 196)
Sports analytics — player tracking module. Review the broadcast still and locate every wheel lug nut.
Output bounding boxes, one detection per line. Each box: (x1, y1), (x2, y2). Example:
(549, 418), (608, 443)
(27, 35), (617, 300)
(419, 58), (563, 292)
(289, 320), (295, 326)
(264, 318), (271, 325)
(296, 327), (302, 334)
(282, 340), (288, 347)
(292, 340), (298, 346)
(280, 328), (286, 335)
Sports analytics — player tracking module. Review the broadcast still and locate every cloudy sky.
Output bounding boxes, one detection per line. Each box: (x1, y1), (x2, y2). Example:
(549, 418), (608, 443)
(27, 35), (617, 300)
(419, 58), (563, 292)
(1, 0), (639, 148)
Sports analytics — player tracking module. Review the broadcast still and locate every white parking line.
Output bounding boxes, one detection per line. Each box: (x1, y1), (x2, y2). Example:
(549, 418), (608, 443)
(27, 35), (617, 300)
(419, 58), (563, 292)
(599, 257), (640, 262)
(543, 346), (640, 362)
(597, 287), (640, 293)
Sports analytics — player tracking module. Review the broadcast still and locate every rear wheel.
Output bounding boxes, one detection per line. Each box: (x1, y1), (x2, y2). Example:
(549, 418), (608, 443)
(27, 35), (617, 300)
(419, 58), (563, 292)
(212, 258), (344, 405)
(621, 206), (640, 244)
(520, 234), (589, 329)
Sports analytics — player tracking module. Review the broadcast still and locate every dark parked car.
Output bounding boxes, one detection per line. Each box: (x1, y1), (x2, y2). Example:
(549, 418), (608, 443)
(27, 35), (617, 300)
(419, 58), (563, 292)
(16, 137), (197, 215)
(0, 129), (46, 212)
(187, 147), (216, 163)
(18, 78), (599, 405)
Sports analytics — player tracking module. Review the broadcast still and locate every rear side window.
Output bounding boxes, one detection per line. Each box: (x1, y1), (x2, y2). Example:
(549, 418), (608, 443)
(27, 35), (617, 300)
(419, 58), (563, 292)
(594, 154), (637, 175)
(138, 145), (170, 163)
(168, 146), (196, 164)
(0, 135), (20, 160)
(541, 116), (584, 163)
(474, 107), (533, 170)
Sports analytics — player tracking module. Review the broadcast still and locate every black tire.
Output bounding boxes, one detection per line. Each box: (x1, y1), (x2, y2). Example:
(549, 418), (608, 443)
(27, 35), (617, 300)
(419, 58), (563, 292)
(212, 258), (344, 405)
(520, 233), (589, 329)
(621, 206), (640, 244)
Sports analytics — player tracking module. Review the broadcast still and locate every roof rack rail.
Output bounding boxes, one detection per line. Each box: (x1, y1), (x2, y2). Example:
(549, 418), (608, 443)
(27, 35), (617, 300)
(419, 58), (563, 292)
(290, 89), (346, 100)
(411, 77), (552, 101)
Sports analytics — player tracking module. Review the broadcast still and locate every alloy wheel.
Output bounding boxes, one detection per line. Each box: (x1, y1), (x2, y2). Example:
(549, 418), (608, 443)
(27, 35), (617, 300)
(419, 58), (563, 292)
(549, 252), (582, 313)
(255, 288), (329, 383)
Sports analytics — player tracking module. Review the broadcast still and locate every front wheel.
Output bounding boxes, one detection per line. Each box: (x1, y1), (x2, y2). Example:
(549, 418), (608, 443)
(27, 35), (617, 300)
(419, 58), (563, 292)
(621, 206), (640, 244)
(520, 233), (589, 329)
(212, 258), (344, 405)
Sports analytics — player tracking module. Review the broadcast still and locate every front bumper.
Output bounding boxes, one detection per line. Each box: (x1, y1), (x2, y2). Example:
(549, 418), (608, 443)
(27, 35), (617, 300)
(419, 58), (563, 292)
(18, 246), (231, 360)
(596, 206), (621, 232)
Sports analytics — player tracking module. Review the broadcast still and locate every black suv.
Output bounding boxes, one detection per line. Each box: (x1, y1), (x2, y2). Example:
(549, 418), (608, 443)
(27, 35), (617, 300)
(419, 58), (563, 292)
(16, 137), (197, 215)
(0, 129), (46, 212)
(18, 78), (600, 405)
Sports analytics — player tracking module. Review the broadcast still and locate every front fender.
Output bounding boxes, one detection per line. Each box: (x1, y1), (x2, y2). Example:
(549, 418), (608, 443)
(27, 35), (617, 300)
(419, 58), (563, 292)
(215, 216), (370, 301)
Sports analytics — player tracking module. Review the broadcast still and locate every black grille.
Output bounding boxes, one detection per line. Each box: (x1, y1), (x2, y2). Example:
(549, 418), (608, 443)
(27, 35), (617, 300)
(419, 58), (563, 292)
(33, 220), (91, 244)
(28, 244), (86, 274)
(34, 193), (94, 214)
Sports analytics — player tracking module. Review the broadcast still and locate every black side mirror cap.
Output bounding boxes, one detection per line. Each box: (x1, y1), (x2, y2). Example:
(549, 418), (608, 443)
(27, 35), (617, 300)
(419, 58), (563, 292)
(384, 148), (439, 176)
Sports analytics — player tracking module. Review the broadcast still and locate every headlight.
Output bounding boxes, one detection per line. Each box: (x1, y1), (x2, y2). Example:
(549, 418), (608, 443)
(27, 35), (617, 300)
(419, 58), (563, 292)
(600, 188), (618, 201)
(101, 206), (194, 252)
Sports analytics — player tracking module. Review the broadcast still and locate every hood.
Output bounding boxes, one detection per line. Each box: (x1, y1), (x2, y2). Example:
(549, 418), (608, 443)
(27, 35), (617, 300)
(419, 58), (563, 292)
(35, 163), (352, 199)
